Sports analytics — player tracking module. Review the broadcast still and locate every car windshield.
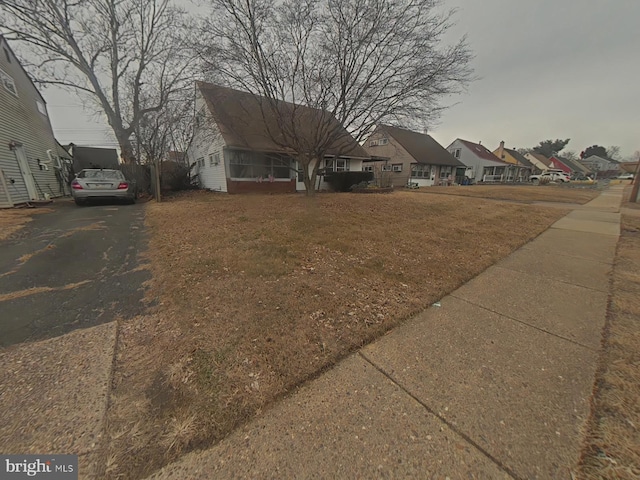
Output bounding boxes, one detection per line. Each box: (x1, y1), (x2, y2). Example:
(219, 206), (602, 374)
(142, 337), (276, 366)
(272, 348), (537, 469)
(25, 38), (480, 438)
(78, 170), (124, 180)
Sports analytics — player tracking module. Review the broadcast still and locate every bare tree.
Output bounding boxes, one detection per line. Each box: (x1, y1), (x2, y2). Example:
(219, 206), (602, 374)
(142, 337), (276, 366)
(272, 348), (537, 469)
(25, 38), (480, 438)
(0, 0), (194, 163)
(200, 0), (473, 194)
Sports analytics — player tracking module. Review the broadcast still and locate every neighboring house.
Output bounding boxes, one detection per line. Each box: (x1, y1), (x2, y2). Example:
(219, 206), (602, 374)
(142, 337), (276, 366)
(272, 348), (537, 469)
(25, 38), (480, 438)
(492, 141), (533, 180)
(548, 155), (591, 175)
(0, 35), (67, 206)
(447, 139), (523, 183)
(363, 125), (465, 187)
(580, 155), (620, 176)
(64, 144), (120, 173)
(525, 152), (552, 173)
(189, 82), (369, 193)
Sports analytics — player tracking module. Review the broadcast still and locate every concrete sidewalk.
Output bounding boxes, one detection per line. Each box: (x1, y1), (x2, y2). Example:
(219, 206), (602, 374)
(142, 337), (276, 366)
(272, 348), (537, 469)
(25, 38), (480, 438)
(150, 186), (624, 480)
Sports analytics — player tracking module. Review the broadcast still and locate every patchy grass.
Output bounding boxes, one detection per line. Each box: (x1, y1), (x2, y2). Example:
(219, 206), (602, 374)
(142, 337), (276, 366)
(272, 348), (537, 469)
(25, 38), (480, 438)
(104, 190), (570, 479)
(577, 214), (640, 479)
(422, 185), (599, 204)
(0, 207), (53, 241)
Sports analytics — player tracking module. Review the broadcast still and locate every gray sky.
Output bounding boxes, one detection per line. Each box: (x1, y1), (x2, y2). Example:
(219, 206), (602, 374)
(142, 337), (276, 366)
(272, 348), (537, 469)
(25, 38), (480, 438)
(41, 0), (640, 158)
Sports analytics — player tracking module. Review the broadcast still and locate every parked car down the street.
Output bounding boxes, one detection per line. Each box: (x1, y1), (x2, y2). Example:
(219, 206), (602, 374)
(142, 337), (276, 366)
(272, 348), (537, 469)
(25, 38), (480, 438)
(71, 169), (137, 205)
(616, 173), (635, 180)
(530, 170), (571, 184)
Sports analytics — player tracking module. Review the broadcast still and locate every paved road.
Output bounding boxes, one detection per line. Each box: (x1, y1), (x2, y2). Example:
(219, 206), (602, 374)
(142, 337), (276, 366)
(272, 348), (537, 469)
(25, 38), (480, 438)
(0, 200), (150, 347)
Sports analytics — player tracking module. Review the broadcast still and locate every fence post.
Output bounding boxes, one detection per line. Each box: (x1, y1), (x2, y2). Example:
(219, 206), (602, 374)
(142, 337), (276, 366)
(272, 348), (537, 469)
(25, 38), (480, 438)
(152, 160), (162, 202)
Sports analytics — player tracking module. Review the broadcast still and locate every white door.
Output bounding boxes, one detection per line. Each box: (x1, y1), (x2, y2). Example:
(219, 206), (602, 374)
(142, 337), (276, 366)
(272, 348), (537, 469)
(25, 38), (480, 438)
(15, 145), (38, 200)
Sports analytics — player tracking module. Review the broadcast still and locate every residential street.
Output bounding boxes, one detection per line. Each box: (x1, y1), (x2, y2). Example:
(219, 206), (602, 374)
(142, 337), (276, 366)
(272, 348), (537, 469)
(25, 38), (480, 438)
(0, 200), (149, 347)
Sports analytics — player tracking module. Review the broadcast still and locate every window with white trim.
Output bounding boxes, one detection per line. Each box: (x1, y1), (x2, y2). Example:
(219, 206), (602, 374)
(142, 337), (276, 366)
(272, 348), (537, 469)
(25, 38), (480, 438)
(381, 164), (392, 172)
(379, 138), (389, 145)
(0, 67), (17, 96)
(392, 164), (403, 172)
(196, 157), (205, 168)
(411, 164), (432, 178)
(325, 157), (350, 173)
(363, 165), (374, 172)
(452, 148), (461, 159)
(440, 166), (453, 178)
(209, 153), (215, 166)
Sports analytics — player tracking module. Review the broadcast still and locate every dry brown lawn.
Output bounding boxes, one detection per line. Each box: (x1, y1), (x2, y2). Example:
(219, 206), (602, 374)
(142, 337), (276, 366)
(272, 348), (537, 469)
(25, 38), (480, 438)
(104, 190), (570, 479)
(577, 214), (640, 479)
(423, 184), (599, 204)
(0, 207), (52, 241)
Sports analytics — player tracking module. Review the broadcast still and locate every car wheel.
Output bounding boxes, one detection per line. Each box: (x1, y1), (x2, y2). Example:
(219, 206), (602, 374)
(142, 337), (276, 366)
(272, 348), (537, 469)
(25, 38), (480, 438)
(532, 179), (540, 185)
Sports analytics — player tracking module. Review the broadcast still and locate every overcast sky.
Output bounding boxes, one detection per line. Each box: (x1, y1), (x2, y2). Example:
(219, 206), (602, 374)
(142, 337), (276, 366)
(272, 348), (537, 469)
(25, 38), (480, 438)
(41, 0), (640, 158)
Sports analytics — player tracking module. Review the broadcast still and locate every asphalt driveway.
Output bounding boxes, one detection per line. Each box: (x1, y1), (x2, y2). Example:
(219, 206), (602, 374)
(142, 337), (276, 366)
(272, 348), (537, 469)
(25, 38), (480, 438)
(0, 199), (150, 347)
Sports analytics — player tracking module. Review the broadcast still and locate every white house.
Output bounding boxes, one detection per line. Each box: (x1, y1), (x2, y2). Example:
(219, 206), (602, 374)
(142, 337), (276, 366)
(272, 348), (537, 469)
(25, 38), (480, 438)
(189, 82), (369, 193)
(0, 35), (69, 207)
(446, 139), (515, 183)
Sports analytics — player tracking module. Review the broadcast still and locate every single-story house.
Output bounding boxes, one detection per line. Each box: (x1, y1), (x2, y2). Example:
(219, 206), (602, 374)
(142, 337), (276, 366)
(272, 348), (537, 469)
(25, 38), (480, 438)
(548, 155), (591, 175)
(363, 125), (465, 187)
(447, 139), (526, 183)
(579, 155), (619, 176)
(492, 142), (533, 180)
(0, 35), (67, 206)
(525, 152), (552, 173)
(189, 82), (369, 193)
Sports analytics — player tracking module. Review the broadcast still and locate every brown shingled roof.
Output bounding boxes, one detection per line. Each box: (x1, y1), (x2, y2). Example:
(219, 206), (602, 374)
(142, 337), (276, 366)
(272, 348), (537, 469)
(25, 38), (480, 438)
(459, 139), (509, 164)
(376, 125), (464, 167)
(197, 82), (368, 158)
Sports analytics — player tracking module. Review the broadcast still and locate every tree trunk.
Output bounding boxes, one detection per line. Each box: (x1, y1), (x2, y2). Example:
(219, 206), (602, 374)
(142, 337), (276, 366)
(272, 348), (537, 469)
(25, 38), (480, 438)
(116, 131), (137, 164)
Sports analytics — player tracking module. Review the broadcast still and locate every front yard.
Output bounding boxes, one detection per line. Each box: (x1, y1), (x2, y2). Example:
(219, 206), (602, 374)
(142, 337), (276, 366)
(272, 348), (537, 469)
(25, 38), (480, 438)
(423, 184), (600, 204)
(102, 190), (571, 479)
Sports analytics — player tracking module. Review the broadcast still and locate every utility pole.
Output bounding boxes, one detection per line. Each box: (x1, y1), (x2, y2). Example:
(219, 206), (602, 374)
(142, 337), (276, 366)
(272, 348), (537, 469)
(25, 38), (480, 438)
(630, 156), (640, 203)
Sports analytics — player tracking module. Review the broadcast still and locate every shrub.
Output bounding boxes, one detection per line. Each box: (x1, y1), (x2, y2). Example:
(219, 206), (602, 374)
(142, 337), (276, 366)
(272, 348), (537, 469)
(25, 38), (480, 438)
(324, 171), (374, 192)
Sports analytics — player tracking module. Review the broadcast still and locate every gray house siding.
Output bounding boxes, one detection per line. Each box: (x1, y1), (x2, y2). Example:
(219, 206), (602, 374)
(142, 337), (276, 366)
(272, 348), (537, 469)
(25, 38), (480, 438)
(0, 37), (65, 205)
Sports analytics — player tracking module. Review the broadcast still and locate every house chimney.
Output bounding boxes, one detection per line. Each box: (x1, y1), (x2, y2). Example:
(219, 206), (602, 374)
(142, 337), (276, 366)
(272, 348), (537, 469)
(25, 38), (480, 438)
(423, 127), (428, 135)
(498, 140), (505, 159)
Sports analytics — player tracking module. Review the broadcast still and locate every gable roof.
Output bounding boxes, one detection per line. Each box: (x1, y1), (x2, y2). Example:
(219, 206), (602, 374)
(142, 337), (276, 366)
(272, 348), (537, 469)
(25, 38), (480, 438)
(458, 139), (508, 164)
(197, 82), (368, 158)
(503, 147), (533, 168)
(527, 152), (552, 167)
(553, 155), (590, 173)
(0, 35), (47, 105)
(377, 125), (464, 167)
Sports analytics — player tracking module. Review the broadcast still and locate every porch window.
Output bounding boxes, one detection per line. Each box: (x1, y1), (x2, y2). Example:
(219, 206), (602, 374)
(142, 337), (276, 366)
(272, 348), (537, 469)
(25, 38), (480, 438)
(325, 157), (350, 173)
(229, 150), (292, 179)
(439, 166), (452, 178)
(411, 164), (431, 178)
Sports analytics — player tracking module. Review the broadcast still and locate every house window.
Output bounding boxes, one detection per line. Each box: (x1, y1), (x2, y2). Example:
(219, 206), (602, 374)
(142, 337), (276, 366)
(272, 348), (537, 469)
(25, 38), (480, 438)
(369, 139), (378, 147)
(36, 100), (47, 116)
(229, 151), (292, 179)
(0, 67), (17, 96)
(392, 164), (403, 172)
(196, 157), (204, 168)
(411, 164), (431, 178)
(452, 148), (461, 159)
(440, 166), (452, 178)
(325, 158), (350, 173)
(3, 47), (10, 63)
(381, 164), (392, 172)
(363, 165), (374, 172)
(379, 138), (389, 145)
(209, 153), (215, 166)
(214, 153), (220, 165)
